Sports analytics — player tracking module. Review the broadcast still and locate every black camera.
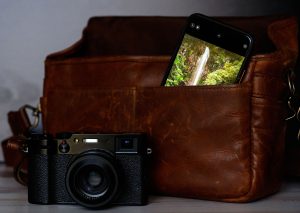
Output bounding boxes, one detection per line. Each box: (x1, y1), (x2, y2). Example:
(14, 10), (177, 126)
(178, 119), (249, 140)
(28, 133), (149, 209)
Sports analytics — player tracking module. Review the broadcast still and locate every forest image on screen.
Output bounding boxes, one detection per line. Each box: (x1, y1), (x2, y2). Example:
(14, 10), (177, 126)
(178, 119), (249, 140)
(166, 34), (245, 86)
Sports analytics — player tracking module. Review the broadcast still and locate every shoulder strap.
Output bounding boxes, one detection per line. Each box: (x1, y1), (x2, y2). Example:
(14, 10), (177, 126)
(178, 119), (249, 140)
(1, 105), (41, 185)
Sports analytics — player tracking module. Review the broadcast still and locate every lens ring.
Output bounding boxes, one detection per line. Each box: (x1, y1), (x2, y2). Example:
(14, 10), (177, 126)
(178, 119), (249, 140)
(66, 151), (119, 209)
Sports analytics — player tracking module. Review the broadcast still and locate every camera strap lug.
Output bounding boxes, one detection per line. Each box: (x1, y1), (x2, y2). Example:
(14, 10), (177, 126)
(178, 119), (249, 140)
(147, 148), (153, 155)
(24, 104), (42, 130)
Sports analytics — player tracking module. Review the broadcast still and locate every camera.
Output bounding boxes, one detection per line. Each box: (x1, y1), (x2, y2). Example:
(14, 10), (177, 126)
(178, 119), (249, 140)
(28, 133), (149, 209)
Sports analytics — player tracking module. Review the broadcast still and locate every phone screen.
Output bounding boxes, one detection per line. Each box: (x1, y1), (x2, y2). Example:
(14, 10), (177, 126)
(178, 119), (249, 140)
(163, 14), (253, 86)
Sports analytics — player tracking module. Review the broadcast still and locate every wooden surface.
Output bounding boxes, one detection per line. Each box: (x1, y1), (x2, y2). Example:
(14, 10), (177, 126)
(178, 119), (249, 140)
(0, 164), (300, 213)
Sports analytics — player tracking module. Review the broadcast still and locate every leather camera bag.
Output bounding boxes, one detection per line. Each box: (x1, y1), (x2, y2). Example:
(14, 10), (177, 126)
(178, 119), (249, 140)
(41, 16), (298, 202)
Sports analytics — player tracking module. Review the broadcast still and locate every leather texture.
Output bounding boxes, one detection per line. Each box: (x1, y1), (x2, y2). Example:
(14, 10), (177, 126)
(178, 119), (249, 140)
(42, 16), (298, 202)
(2, 106), (31, 167)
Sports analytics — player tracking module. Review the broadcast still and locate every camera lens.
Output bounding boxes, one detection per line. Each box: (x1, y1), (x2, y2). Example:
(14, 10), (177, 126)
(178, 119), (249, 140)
(66, 151), (119, 209)
(77, 166), (107, 198)
(87, 170), (102, 187)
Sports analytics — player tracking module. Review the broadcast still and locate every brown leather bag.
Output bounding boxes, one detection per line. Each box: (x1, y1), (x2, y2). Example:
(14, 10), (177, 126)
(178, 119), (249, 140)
(37, 16), (299, 202)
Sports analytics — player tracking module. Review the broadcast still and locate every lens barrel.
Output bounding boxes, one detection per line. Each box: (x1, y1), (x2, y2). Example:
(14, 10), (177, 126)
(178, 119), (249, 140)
(66, 151), (119, 209)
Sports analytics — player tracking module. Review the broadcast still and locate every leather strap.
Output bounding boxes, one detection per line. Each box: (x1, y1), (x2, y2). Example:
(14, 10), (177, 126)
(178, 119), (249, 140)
(8, 106), (32, 136)
(2, 106), (31, 168)
(1, 105), (41, 185)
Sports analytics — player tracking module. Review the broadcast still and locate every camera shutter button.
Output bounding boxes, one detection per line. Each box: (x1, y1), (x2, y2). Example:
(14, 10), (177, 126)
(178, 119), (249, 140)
(59, 140), (70, 153)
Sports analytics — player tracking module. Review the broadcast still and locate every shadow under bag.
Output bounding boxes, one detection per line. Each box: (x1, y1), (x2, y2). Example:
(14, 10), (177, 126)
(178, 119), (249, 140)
(41, 16), (298, 202)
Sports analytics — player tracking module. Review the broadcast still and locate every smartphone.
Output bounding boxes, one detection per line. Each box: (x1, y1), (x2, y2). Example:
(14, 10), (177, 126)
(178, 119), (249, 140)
(162, 13), (253, 86)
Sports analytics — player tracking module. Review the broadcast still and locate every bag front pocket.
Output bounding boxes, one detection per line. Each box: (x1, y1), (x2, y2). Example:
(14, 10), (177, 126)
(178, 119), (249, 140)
(134, 84), (252, 200)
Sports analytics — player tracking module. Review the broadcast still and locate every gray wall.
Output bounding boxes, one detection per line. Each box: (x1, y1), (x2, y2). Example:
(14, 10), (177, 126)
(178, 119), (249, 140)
(0, 0), (297, 161)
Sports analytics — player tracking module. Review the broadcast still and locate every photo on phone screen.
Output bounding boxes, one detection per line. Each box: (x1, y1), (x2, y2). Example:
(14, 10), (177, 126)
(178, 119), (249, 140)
(162, 14), (253, 86)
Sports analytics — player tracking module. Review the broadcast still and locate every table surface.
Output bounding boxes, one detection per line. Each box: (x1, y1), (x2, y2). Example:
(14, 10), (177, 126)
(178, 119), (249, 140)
(1, 164), (300, 213)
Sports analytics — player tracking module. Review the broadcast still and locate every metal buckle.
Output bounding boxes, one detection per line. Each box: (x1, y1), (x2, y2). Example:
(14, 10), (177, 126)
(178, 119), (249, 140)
(286, 96), (297, 120)
(24, 104), (41, 129)
(286, 68), (297, 120)
(288, 68), (296, 95)
(285, 68), (300, 142)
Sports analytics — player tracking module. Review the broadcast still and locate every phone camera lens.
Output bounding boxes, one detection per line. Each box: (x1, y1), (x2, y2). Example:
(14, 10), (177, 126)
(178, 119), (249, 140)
(190, 23), (195, 28)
